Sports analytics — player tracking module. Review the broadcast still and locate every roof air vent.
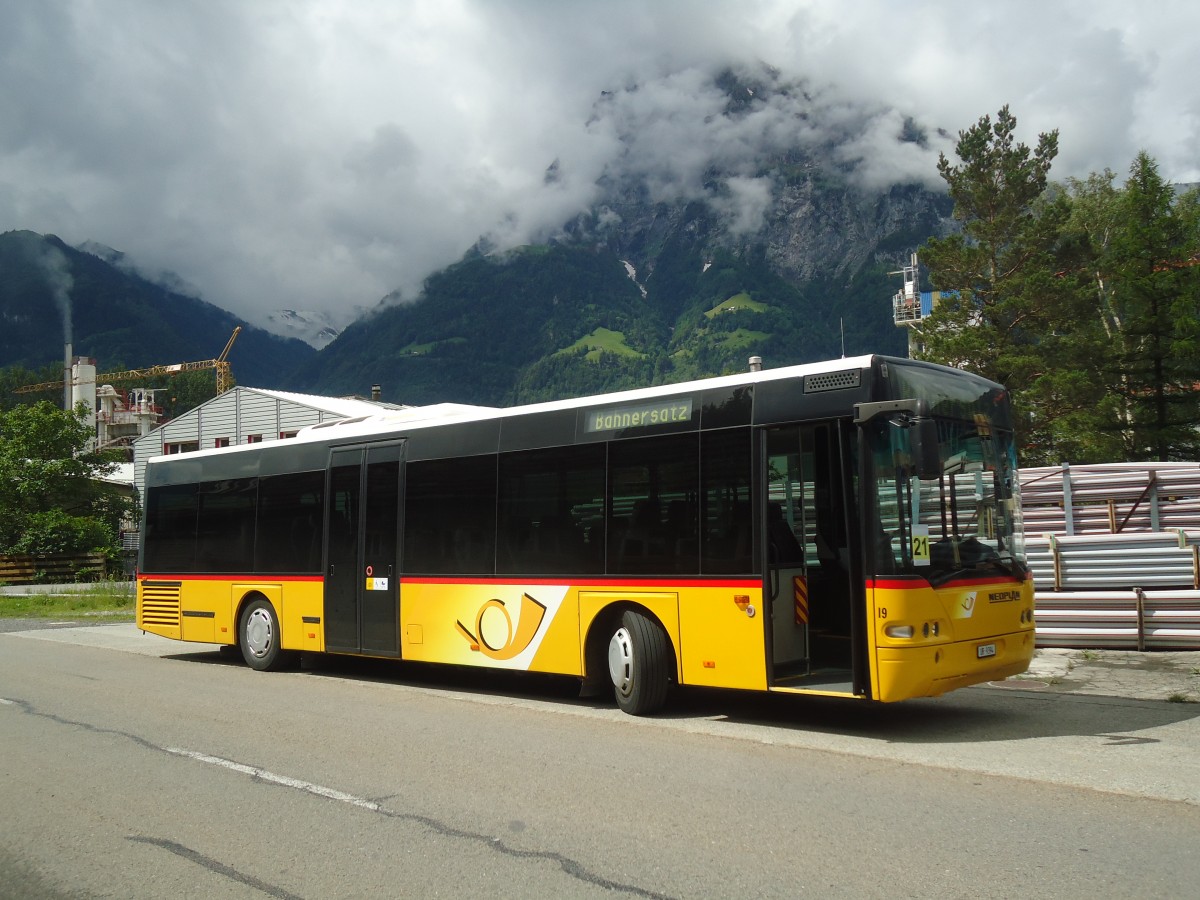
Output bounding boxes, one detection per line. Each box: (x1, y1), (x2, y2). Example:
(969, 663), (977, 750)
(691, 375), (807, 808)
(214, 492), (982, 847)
(804, 369), (861, 393)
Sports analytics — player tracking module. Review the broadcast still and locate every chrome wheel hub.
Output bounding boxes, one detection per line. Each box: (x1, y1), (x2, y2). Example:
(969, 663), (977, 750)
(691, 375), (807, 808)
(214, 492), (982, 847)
(608, 626), (634, 697)
(245, 607), (273, 659)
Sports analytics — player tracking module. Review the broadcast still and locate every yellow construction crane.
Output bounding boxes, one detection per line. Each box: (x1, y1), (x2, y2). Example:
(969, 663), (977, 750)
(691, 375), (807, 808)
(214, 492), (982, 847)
(14, 327), (242, 395)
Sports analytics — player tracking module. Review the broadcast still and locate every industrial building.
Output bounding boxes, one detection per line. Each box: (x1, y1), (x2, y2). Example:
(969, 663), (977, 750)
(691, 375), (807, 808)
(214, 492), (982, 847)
(131, 386), (403, 498)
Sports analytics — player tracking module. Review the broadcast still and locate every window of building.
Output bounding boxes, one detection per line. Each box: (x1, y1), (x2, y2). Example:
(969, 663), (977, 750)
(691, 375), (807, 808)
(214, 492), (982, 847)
(163, 441), (200, 455)
(279, 430), (298, 439)
(214, 437), (231, 448)
(246, 434), (263, 444)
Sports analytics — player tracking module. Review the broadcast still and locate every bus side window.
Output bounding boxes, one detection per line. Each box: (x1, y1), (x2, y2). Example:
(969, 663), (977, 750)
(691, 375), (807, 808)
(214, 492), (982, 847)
(701, 429), (752, 575)
(143, 482), (199, 573)
(404, 455), (497, 575)
(256, 471), (324, 574)
(608, 434), (699, 575)
(497, 444), (605, 576)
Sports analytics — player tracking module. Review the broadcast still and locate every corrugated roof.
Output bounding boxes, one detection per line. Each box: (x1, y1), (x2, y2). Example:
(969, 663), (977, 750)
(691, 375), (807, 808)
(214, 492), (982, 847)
(241, 387), (407, 417)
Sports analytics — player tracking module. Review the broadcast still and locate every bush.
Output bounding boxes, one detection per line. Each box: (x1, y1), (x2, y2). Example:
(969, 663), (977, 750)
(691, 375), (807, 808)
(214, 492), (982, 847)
(9, 509), (114, 556)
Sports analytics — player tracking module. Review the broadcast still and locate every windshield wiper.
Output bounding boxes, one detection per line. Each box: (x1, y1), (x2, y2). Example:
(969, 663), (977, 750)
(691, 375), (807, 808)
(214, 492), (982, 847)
(968, 555), (1026, 581)
(924, 558), (1019, 587)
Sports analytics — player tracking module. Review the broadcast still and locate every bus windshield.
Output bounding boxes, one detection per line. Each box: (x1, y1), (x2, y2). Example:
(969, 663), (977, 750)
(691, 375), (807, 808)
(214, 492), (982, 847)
(867, 412), (1025, 586)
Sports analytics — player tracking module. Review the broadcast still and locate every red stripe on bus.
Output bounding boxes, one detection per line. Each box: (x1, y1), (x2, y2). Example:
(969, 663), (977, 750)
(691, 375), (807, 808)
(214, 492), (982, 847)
(399, 576), (762, 589)
(137, 573), (325, 583)
(136, 573), (761, 589)
(867, 575), (1024, 590)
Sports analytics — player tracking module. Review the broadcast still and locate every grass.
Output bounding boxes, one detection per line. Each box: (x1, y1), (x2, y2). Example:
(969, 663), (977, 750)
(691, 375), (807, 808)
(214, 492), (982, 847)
(557, 327), (645, 361)
(0, 581), (135, 619)
(398, 337), (467, 356)
(703, 292), (769, 319)
(713, 328), (770, 350)
(1167, 692), (1196, 703)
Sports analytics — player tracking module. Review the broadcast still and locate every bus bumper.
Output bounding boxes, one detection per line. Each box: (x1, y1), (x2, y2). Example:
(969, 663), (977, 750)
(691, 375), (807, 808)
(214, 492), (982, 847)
(874, 629), (1036, 702)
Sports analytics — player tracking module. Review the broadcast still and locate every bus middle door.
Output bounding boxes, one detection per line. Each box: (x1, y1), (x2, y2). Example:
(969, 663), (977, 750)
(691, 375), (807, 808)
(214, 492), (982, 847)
(325, 442), (404, 656)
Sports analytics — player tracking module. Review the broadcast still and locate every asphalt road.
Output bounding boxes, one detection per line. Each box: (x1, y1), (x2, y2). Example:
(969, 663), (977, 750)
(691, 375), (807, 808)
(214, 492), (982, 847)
(3, 623), (1200, 899)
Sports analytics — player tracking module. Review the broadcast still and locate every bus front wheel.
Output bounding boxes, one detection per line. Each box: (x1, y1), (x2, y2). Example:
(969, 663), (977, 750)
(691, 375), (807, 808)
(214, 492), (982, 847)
(238, 599), (297, 672)
(607, 610), (670, 715)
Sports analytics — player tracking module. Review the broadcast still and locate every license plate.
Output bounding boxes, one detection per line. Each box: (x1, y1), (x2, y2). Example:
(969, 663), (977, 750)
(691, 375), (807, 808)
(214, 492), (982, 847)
(977, 643), (997, 659)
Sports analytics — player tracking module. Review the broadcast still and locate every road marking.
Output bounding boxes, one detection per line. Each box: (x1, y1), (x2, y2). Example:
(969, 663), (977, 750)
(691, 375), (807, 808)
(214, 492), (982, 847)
(165, 747), (380, 811)
(164, 748), (667, 898)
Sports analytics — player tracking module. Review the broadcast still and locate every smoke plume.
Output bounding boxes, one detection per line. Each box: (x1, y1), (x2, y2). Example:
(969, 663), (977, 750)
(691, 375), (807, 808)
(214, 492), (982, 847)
(31, 238), (74, 346)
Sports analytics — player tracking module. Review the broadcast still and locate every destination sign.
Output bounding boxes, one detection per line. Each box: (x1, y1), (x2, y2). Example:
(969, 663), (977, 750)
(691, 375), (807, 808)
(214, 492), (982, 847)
(585, 398), (693, 433)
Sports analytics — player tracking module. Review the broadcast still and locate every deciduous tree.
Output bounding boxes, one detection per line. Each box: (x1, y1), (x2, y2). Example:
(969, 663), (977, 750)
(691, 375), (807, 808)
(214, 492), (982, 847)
(0, 401), (132, 558)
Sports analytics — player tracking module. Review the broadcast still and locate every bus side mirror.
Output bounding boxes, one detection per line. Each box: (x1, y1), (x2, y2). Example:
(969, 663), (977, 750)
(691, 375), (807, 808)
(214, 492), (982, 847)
(853, 399), (942, 479)
(912, 417), (942, 480)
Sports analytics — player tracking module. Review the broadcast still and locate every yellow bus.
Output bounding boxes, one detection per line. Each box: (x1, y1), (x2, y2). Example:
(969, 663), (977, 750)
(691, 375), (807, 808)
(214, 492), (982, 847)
(137, 354), (1034, 714)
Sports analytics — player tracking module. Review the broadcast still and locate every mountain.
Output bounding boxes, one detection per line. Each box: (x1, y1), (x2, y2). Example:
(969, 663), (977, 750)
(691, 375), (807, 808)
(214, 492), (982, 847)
(294, 188), (942, 407)
(0, 230), (316, 389)
(298, 69), (952, 406)
(264, 309), (342, 350)
(293, 244), (659, 404)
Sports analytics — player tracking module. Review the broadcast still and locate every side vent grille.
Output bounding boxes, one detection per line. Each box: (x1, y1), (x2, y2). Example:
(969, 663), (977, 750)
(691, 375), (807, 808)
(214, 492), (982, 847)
(140, 580), (182, 627)
(804, 369), (861, 393)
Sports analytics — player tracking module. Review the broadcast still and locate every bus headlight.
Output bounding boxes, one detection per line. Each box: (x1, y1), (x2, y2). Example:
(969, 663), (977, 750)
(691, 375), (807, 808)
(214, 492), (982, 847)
(885, 625), (914, 639)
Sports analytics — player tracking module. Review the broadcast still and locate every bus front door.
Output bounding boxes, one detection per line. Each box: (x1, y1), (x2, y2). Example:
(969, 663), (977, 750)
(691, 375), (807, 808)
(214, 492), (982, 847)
(764, 424), (856, 690)
(324, 442), (404, 657)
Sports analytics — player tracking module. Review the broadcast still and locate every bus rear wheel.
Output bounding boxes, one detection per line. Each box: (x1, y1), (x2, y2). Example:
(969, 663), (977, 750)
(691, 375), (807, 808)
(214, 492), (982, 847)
(238, 599), (297, 672)
(607, 610), (670, 715)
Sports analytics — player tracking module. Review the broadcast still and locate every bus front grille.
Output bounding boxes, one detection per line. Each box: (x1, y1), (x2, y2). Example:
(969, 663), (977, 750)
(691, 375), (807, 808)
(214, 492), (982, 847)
(140, 580), (182, 627)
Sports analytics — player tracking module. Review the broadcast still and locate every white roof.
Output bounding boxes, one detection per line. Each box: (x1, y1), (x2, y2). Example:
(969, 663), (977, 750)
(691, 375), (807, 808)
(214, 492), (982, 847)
(96, 462), (135, 485)
(287, 355), (877, 445)
(243, 387), (406, 417)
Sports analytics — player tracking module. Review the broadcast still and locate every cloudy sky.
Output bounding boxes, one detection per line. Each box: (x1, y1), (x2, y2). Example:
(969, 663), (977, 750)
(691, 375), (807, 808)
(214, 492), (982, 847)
(2, 0), (1197, 335)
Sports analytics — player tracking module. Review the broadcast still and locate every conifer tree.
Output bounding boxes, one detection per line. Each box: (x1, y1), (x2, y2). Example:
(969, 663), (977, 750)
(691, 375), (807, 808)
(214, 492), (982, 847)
(918, 106), (1096, 464)
(1101, 153), (1200, 459)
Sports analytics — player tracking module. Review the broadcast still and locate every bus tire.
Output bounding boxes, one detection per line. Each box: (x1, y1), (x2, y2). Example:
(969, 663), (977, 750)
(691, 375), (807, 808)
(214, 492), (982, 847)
(607, 610), (670, 715)
(238, 598), (296, 672)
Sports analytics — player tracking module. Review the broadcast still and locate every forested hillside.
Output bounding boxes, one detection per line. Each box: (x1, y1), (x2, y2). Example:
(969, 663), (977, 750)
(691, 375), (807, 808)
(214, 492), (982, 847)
(0, 231), (315, 406)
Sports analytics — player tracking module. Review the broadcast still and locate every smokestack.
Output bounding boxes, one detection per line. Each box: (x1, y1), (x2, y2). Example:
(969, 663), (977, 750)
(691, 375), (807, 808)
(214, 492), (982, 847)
(370, 384), (382, 402)
(748, 356), (763, 372)
(64, 343), (72, 410)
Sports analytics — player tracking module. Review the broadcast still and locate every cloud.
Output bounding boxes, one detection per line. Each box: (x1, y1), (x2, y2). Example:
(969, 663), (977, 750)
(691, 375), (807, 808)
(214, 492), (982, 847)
(0, 0), (1197, 335)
